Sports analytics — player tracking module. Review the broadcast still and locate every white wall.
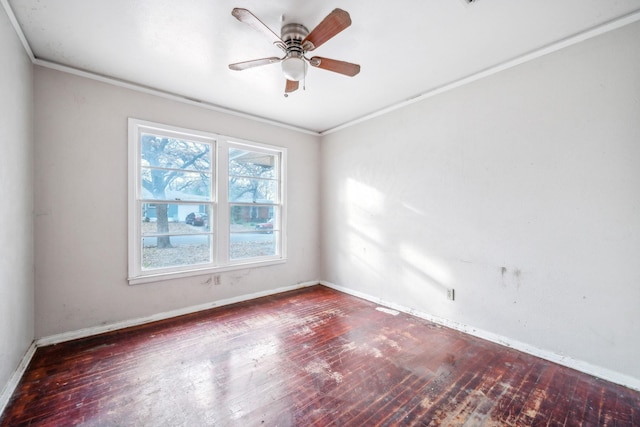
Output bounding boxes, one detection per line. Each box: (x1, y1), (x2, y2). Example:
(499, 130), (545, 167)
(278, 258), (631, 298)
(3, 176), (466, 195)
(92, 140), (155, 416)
(0, 6), (34, 395)
(34, 68), (320, 337)
(321, 21), (640, 382)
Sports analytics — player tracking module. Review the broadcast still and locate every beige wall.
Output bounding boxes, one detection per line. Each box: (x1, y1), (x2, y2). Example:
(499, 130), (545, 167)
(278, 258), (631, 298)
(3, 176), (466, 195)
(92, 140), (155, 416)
(34, 68), (321, 337)
(321, 21), (640, 384)
(0, 6), (34, 397)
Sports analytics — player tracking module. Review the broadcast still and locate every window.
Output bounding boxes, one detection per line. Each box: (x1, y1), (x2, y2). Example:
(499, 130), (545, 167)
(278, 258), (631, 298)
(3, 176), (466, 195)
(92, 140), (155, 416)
(128, 119), (286, 284)
(228, 145), (282, 260)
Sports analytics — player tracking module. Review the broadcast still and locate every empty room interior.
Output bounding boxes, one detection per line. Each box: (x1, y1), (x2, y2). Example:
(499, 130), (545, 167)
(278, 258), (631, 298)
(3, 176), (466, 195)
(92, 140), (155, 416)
(1, 0), (639, 425)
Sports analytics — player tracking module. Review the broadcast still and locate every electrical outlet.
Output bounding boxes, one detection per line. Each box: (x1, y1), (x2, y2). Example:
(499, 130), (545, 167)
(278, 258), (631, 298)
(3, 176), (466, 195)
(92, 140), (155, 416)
(447, 288), (455, 301)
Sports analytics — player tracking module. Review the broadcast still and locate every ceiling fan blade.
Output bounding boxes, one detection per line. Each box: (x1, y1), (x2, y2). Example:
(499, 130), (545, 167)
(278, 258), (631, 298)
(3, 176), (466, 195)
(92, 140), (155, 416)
(309, 57), (360, 77)
(229, 57), (282, 71)
(285, 80), (299, 93)
(302, 8), (352, 51)
(231, 8), (286, 50)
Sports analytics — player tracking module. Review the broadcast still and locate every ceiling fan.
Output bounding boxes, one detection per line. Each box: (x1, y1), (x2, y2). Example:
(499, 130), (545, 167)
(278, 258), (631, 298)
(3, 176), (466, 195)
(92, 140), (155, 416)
(228, 8), (361, 95)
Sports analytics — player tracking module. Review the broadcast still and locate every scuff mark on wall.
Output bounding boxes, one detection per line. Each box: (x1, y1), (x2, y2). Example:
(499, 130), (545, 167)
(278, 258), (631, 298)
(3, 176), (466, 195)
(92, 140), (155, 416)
(499, 266), (523, 289)
(225, 269), (252, 287)
(200, 275), (222, 288)
(500, 267), (508, 287)
(513, 268), (522, 289)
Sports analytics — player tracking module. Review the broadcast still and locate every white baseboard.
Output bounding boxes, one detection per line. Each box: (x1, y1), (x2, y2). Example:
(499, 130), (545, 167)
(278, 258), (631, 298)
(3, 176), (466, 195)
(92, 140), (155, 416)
(36, 280), (320, 347)
(0, 342), (37, 416)
(320, 281), (640, 392)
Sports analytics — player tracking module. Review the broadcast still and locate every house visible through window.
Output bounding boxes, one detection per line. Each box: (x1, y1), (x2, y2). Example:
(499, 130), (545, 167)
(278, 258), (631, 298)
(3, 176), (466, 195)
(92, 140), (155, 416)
(128, 119), (286, 284)
(228, 146), (281, 260)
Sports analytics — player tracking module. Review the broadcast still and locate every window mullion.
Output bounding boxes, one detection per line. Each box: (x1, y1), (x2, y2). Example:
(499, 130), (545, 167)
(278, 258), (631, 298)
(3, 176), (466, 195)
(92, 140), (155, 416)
(217, 139), (230, 264)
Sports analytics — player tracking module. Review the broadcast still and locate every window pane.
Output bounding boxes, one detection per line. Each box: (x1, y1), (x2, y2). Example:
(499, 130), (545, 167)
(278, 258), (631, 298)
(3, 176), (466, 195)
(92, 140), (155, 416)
(141, 202), (213, 270)
(141, 203), (211, 234)
(229, 147), (278, 204)
(230, 232), (277, 260)
(142, 235), (212, 270)
(229, 205), (277, 260)
(228, 177), (277, 203)
(229, 148), (276, 179)
(141, 134), (211, 171)
(230, 205), (275, 230)
(141, 169), (211, 201)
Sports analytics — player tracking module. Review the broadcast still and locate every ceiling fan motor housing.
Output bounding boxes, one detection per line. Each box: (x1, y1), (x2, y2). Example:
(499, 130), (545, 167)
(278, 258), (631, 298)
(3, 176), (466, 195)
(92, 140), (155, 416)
(281, 23), (309, 45)
(280, 23), (309, 81)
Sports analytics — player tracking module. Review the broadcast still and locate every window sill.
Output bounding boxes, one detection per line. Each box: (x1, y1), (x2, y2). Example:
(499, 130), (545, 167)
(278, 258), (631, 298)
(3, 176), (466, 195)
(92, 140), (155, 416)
(128, 258), (287, 285)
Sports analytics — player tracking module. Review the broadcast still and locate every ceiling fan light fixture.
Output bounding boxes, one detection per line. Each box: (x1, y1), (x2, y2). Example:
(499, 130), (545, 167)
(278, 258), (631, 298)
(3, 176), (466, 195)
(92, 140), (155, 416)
(281, 56), (307, 81)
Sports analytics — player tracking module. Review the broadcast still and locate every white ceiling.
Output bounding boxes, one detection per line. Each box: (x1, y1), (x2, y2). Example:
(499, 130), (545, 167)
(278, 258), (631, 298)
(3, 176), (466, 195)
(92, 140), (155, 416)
(5, 0), (640, 133)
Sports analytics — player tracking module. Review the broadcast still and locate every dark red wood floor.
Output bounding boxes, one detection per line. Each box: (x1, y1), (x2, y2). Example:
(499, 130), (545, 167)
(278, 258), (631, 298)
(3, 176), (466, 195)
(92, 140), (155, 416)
(2, 285), (639, 426)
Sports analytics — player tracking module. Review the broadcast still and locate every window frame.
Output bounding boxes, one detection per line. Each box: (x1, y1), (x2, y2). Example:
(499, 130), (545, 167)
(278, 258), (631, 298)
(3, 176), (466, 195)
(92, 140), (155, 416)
(128, 118), (287, 285)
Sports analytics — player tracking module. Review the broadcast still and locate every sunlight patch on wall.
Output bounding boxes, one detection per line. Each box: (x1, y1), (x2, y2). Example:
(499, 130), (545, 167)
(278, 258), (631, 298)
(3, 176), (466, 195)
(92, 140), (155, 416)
(345, 177), (386, 244)
(399, 244), (452, 286)
(345, 178), (385, 214)
(401, 201), (426, 217)
(346, 231), (386, 281)
(342, 177), (388, 281)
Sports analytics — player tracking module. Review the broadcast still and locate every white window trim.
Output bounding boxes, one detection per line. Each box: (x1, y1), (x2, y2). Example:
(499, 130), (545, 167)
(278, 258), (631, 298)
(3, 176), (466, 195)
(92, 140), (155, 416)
(128, 118), (287, 285)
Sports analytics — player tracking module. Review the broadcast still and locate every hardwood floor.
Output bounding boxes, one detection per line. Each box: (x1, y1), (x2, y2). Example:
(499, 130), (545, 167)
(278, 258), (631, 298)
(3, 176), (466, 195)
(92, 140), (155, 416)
(2, 285), (638, 426)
